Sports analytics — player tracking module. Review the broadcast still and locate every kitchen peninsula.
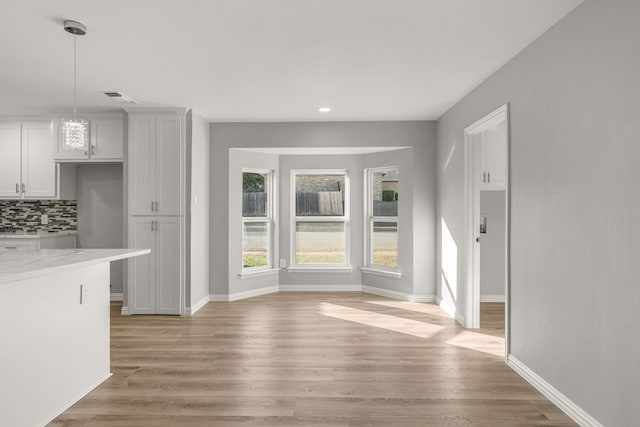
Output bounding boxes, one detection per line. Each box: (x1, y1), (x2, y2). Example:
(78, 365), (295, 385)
(0, 248), (150, 427)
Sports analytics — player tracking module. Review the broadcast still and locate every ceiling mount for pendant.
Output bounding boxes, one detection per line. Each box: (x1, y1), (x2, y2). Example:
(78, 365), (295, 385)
(64, 20), (86, 36)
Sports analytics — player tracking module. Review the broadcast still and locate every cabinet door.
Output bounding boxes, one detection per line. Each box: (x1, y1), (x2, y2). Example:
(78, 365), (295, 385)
(22, 121), (57, 199)
(155, 113), (182, 216)
(53, 120), (90, 161)
(91, 117), (123, 161)
(484, 121), (506, 190)
(128, 217), (156, 314)
(128, 114), (156, 215)
(155, 217), (182, 314)
(0, 123), (22, 198)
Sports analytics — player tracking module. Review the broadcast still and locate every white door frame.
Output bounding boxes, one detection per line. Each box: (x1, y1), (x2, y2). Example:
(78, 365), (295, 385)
(463, 104), (510, 354)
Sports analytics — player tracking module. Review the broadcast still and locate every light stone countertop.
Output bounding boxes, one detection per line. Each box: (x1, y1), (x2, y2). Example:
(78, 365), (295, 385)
(0, 231), (78, 239)
(0, 248), (150, 284)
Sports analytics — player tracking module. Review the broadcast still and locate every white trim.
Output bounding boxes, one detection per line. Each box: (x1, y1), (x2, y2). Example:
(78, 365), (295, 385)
(40, 373), (112, 427)
(435, 296), (465, 325)
(463, 103), (510, 331)
(184, 294), (210, 316)
(480, 294), (505, 303)
(120, 305), (130, 315)
(363, 285), (434, 302)
(280, 284), (361, 292)
(238, 268), (280, 279)
(209, 285), (279, 302)
(286, 267), (353, 273)
(110, 292), (123, 301)
(507, 355), (604, 427)
(360, 267), (402, 279)
(209, 294), (229, 302)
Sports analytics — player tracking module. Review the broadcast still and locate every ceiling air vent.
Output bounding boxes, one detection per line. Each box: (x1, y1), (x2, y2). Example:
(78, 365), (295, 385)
(104, 91), (138, 104)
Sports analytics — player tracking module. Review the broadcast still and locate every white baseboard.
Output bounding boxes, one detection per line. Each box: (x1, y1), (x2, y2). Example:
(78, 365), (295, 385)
(185, 294), (210, 315)
(480, 294), (505, 302)
(279, 284), (362, 292)
(41, 372), (112, 427)
(436, 296), (465, 325)
(210, 285), (279, 302)
(120, 305), (130, 315)
(507, 355), (603, 427)
(110, 292), (123, 301)
(362, 285), (435, 302)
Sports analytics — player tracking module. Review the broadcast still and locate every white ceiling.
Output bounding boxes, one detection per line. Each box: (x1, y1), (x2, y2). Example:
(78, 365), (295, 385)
(0, 0), (582, 122)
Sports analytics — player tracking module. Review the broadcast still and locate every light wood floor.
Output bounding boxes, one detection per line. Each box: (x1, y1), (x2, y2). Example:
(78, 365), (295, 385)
(51, 293), (575, 426)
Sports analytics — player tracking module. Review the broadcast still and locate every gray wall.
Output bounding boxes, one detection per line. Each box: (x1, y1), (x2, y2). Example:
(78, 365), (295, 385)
(189, 112), (211, 307)
(480, 191), (505, 299)
(436, 0), (640, 424)
(210, 121), (437, 296)
(76, 164), (124, 293)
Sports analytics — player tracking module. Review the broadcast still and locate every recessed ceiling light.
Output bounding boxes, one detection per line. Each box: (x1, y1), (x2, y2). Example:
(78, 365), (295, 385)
(318, 107), (331, 113)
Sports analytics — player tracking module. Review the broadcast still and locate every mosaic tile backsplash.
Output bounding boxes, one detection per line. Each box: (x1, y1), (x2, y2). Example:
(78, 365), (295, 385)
(0, 200), (77, 232)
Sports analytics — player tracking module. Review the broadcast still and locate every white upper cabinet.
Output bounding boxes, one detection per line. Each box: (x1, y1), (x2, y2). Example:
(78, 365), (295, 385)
(0, 121), (58, 199)
(480, 120), (506, 191)
(54, 114), (124, 162)
(22, 121), (57, 198)
(0, 123), (22, 198)
(128, 112), (182, 216)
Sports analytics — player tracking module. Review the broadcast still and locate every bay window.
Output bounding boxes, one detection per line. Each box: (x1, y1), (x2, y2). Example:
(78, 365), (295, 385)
(242, 169), (273, 270)
(366, 167), (398, 269)
(291, 170), (349, 268)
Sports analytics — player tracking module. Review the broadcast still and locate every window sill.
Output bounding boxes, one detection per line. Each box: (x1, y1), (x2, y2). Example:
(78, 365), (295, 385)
(286, 267), (353, 273)
(238, 268), (281, 280)
(360, 267), (402, 279)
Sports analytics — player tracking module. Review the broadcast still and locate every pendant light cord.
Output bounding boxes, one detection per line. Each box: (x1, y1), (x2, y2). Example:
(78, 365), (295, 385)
(73, 35), (77, 118)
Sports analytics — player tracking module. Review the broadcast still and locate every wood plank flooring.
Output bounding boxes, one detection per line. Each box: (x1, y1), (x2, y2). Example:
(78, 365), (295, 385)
(50, 293), (575, 426)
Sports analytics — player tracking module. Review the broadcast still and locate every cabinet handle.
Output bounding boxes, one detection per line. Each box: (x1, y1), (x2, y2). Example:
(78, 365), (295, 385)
(487, 172), (490, 183)
(155, 220), (158, 231)
(482, 172), (486, 183)
(15, 183), (19, 194)
(4, 246), (18, 250)
(155, 201), (159, 212)
(151, 220), (154, 231)
(91, 145), (96, 155)
(21, 183), (25, 193)
(151, 201), (155, 212)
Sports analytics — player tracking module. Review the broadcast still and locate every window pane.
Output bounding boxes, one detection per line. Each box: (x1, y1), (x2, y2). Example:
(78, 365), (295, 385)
(243, 221), (269, 268)
(295, 221), (345, 264)
(243, 172), (268, 217)
(372, 221), (397, 267)
(372, 170), (398, 216)
(295, 174), (345, 216)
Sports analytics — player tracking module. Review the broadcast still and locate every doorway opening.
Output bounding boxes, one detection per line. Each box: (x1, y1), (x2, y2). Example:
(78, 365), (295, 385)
(463, 104), (510, 355)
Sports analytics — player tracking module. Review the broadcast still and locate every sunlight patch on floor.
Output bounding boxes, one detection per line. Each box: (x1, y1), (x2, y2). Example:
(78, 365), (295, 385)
(364, 299), (449, 317)
(446, 329), (505, 358)
(319, 303), (445, 339)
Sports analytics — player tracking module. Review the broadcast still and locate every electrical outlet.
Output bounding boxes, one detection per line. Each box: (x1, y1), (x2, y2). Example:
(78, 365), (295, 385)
(279, 259), (286, 268)
(41, 214), (48, 225)
(80, 284), (89, 304)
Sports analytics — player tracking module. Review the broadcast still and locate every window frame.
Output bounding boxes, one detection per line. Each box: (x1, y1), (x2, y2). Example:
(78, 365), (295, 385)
(241, 168), (274, 273)
(290, 169), (350, 269)
(365, 166), (399, 272)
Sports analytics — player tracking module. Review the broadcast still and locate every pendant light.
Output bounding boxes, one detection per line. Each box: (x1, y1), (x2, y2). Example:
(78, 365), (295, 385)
(62, 20), (89, 151)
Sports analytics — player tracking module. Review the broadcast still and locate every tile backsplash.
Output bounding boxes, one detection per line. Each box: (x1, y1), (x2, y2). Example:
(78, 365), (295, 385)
(0, 200), (77, 232)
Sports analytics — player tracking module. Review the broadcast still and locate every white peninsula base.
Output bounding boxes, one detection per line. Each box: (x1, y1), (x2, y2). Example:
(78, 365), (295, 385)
(0, 249), (149, 427)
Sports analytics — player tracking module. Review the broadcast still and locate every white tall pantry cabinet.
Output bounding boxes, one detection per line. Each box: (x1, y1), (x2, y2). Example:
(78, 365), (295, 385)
(126, 111), (185, 315)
